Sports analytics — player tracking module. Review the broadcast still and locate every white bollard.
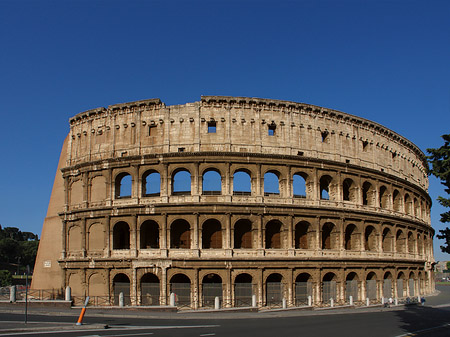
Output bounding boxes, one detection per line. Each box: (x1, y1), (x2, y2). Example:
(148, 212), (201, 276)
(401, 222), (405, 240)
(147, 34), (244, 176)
(282, 298), (287, 309)
(417, 295), (421, 304)
(394, 298), (398, 306)
(170, 292), (176, 306)
(252, 294), (257, 307)
(214, 296), (220, 310)
(119, 292), (124, 307)
(381, 297), (385, 305)
(330, 298), (334, 307)
(308, 295), (312, 307)
(366, 297), (370, 306)
(9, 286), (16, 303)
(65, 286), (71, 301)
(349, 295), (353, 306)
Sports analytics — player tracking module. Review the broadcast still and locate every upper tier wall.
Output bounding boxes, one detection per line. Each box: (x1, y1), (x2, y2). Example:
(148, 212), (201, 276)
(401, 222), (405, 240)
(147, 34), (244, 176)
(67, 96), (428, 190)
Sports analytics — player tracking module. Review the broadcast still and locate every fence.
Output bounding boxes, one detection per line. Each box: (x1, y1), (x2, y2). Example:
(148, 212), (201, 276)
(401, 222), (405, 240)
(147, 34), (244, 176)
(295, 282), (312, 305)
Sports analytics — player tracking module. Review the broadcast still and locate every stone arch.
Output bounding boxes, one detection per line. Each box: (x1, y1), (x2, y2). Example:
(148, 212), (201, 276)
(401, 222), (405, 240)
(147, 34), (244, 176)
(382, 227), (393, 252)
(322, 272), (337, 303)
(293, 172), (308, 198)
(393, 190), (401, 212)
(343, 178), (357, 202)
(142, 170), (161, 196)
(140, 273), (160, 306)
(202, 169), (222, 195)
(344, 224), (359, 251)
(88, 222), (104, 252)
(295, 221), (311, 249)
(90, 175), (106, 203)
(366, 272), (377, 300)
(233, 169), (251, 195)
(408, 271), (416, 296)
(362, 181), (375, 206)
(404, 194), (413, 215)
(170, 219), (191, 249)
(202, 273), (223, 307)
(364, 225), (377, 252)
(170, 273), (191, 307)
(396, 229), (406, 253)
(266, 273), (283, 307)
(172, 168), (191, 195)
(68, 273), (83, 297)
(397, 272), (406, 298)
(320, 175), (333, 200)
(414, 197), (419, 217)
(113, 273), (131, 305)
(140, 220), (159, 249)
(202, 218), (222, 249)
(265, 219), (284, 249)
(113, 221), (130, 249)
(88, 272), (105, 297)
(68, 225), (82, 252)
(264, 170), (280, 196)
(345, 272), (359, 302)
(234, 273), (253, 307)
(383, 272), (393, 298)
(70, 179), (83, 205)
(379, 185), (389, 208)
(407, 231), (415, 254)
(295, 273), (313, 305)
(115, 172), (132, 198)
(322, 222), (337, 250)
(234, 219), (253, 249)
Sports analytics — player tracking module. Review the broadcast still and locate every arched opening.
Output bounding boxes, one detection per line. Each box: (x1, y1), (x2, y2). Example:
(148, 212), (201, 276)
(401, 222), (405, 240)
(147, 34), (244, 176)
(383, 272), (393, 299)
(202, 274), (222, 307)
(140, 220), (159, 249)
(397, 272), (406, 298)
(417, 234), (423, 256)
(396, 229), (406, 253)
(414, 198), (419, 217)
(382, 227), (393, 252)
(202, 219), (222, 249)
(234, 219), (252, 249)
(140, 273), (160, 306)
(265, 220), (283, 249)
(142, 170), (160, 196)
(322, 273), (337, 303)
(113, 221), (130, 249)
(295, 221), (310, 249)
(170, 274), (191, 307)
(115, 172), (132, 198)
(404, 194), (413, 215)
(172, 169), (191, 195)
(364, 226), (377, 252)
(366, 272), (377, 300)
(233, 170), (251, 195)
(346, 272), (359, 302)
(113, 273), (130, 305)
(293, 172), (307, 198)
(266, 273), (283, 307)
(320, 175), (332, 200)
(322, 222), (336, 250)
(202, 169), (222, 195)
(362, 182), (375, 206)
(234, 273), (253, 307)
(379, 186), (388, 208)
(344, 224), (358, 251)
(407, 231), (415, 254)
(264, 171), (280, 196)
(393, 190), (401, 212)
(343, 178), (356, 202)
(170, 219), (190, 249)
(408, 272), (415, 297)
(295, 273), (312, 305)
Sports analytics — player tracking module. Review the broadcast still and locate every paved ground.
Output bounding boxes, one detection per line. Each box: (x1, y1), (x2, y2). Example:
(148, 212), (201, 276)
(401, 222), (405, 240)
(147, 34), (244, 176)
(0, 286), (449, 336)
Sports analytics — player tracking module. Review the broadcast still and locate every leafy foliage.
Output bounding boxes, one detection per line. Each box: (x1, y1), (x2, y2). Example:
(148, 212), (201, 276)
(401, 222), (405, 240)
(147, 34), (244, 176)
(427, 134), (450, 253)
(0, 225), (39, 274)
(0, 270), (13, 287)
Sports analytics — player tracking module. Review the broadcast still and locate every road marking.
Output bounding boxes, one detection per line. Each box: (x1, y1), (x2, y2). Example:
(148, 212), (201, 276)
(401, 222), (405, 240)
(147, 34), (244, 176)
(82, 333), (154, 337)
(393, 322), (450, 337)
(199, 334), (216, 336)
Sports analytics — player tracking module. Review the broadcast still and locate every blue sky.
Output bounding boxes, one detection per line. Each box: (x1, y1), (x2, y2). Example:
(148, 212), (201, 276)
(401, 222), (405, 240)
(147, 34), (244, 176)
(0, 0), (449, 260)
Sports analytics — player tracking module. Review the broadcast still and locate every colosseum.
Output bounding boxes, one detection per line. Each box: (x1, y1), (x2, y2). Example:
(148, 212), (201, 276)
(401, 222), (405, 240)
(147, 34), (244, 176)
(32, 95), (435, 308)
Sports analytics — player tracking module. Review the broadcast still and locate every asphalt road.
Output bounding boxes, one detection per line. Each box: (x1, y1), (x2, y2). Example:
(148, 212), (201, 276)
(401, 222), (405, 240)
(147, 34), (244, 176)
(1, 286), (450, 337)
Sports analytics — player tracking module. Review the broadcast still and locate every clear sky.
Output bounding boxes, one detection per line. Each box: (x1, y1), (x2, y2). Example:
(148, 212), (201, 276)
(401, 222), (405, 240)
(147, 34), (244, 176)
(0, 0), (449, 260)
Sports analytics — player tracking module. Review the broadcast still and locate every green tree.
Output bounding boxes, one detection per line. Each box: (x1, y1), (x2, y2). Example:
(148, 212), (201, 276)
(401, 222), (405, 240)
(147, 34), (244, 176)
(0, 270), (13, 287)
(427, 134), (450, 253)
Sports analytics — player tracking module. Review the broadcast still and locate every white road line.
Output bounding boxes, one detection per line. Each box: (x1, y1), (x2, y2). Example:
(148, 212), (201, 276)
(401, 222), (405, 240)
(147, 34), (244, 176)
(199, 334), (216, 336)
(85, 333), (154, 337)
(393, 322), (450, 337)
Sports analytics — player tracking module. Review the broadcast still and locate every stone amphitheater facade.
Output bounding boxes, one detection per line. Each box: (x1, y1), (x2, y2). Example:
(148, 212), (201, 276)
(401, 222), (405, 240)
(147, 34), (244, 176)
(32, 96), (435, 308)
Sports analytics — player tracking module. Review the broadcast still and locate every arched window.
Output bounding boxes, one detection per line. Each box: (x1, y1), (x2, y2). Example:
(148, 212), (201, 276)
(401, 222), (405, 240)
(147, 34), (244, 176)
(265, 220), (283, 249)
(202, 169), (222, 195)
(393, 190), (401, 212)
(364, 226), (377, 251)
(383, 272), (393, 298)
(140, 220), (159, 249)
(295, 273), (312, 305)
(320, 175), (332, 200)
(234, 219), (252, 249)
(343, 178), (356, 202)
(141, 273), (160, 306)
(379, 186), (388, 208)
(408, 231), (415, 253)
(414, 198), (419, 217)
(295, 221), (310, 249)
(264, 171), (280, 196)
(113, 273), (130, 305)
(170, 274), (191, 307)
(202, 274), (222, 307)
(322, 222), (336, 249)
(113, 221), (130, 249)
(170, 219), (190, 249)
(115, 172), (132, 198)
(362, 182), (375, 206)
(397, 272), (406, 298)
(266, 273), (283, 306)
(172, 169), (191, 195)
(345, 272), (359, 302)
(344, 224), (358, 250)
(404, 194), (413, 215)
(235, 273), (253, 307)
(143, 171), (161, 196)
(293, 173), (307, 198)
(233, 170), (251, 195)
(366, 272), (377, 300)
(396, 229), (406, 253)
(382, 227), (393, 252)
(202, 219), (222, 249)
(322, 273), (337, 303)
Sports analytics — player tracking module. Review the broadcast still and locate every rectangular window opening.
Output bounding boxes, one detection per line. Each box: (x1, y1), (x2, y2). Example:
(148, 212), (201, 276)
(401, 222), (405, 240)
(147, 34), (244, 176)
(207, 121), (216, 133)
(148, 125), (156, 136)
(268, 124), (276, 136)
(178, 147), (185, 152)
